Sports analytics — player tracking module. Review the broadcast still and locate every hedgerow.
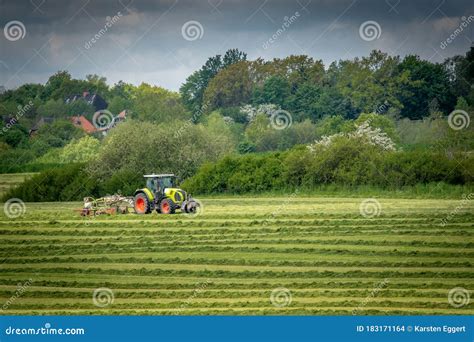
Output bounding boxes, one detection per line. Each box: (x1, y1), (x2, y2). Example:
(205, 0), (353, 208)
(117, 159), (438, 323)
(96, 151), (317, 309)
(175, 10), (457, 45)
(183, 141), (473, 194)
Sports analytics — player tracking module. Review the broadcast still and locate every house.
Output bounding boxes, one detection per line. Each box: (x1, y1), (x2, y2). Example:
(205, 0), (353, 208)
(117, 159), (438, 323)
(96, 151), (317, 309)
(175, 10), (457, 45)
(71, 110), (127, 135)
(65, 91), (108, 111)
(29, 109), (125, 137)
(28, 117), (55, 136)
(71, 115), (97, 134)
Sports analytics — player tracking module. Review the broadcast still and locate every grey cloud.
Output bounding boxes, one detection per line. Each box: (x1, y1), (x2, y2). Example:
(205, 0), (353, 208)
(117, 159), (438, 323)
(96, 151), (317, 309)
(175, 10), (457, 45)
(0, 0), (473, 90)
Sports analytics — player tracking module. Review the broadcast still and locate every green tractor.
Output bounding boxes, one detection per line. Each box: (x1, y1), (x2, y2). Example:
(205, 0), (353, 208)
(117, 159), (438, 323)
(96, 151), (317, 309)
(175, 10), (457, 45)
(133, 174), (199, 215)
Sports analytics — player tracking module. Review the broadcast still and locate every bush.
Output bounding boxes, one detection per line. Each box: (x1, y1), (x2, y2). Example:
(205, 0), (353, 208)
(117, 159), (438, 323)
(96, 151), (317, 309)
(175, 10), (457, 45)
(315, 115), (348, 138)
(220, 107), (248, 124)
(87, 119), (236, 181)
(100, 169), (143, 196)
(244, 115), (317, 152)
(353, 113), (399, 142)
(182, 153), (285, 194)
(303, 136), (385, 186)
(380, 150), (471, 186)
(37, 136), (100, 164)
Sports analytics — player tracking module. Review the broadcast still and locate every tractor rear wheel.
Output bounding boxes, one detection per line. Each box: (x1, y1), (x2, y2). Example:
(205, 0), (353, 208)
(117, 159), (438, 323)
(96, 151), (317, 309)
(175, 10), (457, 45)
(159, 198), (175, 214)
(134, 193), (151, 214)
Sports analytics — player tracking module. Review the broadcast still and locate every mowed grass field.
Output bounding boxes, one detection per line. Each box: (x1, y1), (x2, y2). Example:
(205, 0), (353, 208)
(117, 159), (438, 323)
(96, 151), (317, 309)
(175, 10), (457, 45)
(0, 196), (473, 315)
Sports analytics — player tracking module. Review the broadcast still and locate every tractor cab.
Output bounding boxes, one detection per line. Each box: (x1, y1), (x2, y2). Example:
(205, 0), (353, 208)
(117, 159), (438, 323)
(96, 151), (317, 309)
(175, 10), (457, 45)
(144, 174), (176, 196)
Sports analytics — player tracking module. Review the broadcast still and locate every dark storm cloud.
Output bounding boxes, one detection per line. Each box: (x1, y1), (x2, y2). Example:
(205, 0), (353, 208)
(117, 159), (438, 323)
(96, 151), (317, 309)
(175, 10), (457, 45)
(0, 0), (473, 90)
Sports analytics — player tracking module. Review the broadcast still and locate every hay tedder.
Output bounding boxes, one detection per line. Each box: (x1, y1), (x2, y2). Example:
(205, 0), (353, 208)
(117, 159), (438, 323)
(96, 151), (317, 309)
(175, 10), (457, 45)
(80, 174), (199, 216)
(81, 194), (135, 216)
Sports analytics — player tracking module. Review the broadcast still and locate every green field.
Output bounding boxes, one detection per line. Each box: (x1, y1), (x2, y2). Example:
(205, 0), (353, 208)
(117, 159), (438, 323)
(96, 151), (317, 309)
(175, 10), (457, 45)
(0, 196), (473, 315)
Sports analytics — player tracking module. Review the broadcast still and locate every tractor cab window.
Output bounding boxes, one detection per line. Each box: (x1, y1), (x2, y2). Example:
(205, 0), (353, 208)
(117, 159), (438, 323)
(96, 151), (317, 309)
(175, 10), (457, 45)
(161, 177), (174, 189)
(146, 178), (158, 191)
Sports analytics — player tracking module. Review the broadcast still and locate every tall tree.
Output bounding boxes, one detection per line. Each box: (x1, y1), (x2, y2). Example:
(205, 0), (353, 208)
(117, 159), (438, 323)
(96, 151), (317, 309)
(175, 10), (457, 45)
(398, 55), (456, 119)
(180, 49), (247, 113)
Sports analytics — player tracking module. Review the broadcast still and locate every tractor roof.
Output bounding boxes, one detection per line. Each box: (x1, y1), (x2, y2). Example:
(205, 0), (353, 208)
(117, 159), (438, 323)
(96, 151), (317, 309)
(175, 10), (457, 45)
(143, 174), (176, 178)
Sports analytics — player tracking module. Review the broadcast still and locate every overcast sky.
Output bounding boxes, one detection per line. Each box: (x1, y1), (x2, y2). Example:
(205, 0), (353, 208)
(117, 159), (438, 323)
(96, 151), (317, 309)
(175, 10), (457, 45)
(0, 0), (473, 91)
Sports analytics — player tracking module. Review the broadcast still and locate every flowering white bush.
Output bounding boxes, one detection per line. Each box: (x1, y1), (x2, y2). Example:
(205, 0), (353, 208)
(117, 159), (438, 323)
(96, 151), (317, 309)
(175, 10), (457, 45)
(351, 122), (396, 150)
(308, 121), (396, 152)
(240, 104), (280, 122)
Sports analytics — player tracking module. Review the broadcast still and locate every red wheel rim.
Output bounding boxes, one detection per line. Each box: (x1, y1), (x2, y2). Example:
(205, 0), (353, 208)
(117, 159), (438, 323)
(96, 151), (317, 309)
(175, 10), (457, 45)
(136, 198), (145, 212)
(161, 201), (170, 213)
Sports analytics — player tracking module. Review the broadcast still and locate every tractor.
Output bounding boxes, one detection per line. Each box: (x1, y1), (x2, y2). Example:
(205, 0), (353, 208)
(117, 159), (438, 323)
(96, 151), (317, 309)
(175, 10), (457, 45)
(133, 174), (199, 215)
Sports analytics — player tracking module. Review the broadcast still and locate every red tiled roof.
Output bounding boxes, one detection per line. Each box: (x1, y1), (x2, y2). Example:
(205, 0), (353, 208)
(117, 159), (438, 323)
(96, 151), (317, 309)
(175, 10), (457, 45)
(71, 115), (97, 134)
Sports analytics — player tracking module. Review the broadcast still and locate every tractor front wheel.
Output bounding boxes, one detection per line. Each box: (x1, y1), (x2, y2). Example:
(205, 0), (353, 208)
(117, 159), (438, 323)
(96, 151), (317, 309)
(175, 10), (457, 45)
(134, 193), (151, 214)
(159, 198), (175, 214)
